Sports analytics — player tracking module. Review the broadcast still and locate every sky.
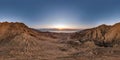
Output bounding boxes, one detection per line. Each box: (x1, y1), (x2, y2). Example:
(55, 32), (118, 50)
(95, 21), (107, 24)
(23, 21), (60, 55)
(0, 0), (120, 29)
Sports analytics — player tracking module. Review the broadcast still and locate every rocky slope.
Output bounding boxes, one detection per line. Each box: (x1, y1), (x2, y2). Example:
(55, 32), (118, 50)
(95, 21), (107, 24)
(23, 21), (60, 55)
(71, 22), (120, 47)
(0, 22), (91, 60)
(0, 22), (54, 46)
(0, 22), (72, 60)
(0, 22), (120, 60)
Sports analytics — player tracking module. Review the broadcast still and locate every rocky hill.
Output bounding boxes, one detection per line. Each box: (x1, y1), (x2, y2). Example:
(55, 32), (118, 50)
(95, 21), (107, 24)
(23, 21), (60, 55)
(0, 22), (54, 46)
(71, 22), (120, 47)
(0, 22), (89, 60)
(0, 22), (71, 60)
(0, 22), (120, 60)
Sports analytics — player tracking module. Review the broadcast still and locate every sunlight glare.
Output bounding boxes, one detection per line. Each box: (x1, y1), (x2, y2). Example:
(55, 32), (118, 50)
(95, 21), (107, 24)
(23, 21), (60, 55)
(53, 25), (67, 30)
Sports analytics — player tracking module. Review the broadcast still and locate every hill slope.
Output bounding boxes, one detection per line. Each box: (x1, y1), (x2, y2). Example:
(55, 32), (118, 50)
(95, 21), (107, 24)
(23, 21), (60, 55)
(0, 22), (73, 60)
(71, 23), (120, 47)
(1, 22), (120, 60)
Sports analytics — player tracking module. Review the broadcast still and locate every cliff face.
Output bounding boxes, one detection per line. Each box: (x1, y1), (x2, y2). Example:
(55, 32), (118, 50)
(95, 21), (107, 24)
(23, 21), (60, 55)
(71, 23), (120, 47)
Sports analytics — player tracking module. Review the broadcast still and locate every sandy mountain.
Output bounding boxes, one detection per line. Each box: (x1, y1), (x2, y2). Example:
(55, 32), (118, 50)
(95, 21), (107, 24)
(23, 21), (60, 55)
(0, 22), (57, 59)
(0, 22), (80, 60)
(105, 23), (120, 46)
(71, 24), (111, 40)
(0, 22), (52, 46)
(71, 23), (120, 47)
(0, 22), (120, 60)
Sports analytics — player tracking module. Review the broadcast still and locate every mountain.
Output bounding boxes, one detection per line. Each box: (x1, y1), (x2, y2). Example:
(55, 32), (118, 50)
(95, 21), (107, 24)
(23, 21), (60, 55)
(0, 22), (66, 60)
(0, 22), (54, 46)
(71, 23), (120, 47)
(0, 22), (82, 60)
(1, 22), (120, 60)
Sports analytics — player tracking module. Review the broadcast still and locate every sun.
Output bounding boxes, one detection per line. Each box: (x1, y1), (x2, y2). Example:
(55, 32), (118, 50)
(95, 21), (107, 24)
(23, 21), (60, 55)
(54, 25), (67, 30)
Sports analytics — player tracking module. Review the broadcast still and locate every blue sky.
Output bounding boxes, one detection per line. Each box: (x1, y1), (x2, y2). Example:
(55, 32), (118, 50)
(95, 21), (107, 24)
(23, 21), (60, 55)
(0, 0), (120, 28)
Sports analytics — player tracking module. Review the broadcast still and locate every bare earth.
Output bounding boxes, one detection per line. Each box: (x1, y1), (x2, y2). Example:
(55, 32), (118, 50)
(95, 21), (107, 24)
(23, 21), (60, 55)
(0, 22), (120, 60)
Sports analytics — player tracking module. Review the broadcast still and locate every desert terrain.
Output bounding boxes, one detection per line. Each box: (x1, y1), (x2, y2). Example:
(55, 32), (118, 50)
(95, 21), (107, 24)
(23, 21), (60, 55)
(0, 22), (120, 60)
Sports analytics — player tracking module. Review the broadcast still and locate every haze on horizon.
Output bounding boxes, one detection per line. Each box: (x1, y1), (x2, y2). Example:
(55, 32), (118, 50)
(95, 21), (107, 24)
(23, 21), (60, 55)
(0, 0), (120, 29)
